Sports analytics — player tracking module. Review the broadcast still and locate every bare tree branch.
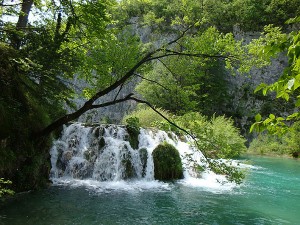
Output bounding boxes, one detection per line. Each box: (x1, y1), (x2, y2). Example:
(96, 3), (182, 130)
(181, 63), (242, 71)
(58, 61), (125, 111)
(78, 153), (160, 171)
(128, 96), (193, 136)
(134, 73), (171, 91)
(113, 82), (125, 101)
(157, 59), (179, 80)
(127, 96), (209, 159)
(91, 93), (134, 109)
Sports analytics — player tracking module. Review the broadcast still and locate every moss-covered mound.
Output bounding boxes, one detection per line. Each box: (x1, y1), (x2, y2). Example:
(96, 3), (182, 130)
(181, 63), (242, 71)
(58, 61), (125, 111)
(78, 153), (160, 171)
(152, 142), (183, 180)
(125, 117), (140, 149)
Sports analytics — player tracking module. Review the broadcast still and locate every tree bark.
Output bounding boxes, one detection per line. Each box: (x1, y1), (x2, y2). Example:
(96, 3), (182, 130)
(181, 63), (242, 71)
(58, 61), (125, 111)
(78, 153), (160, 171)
(11, 0), (34, 49)
(16, 0), (34, 30)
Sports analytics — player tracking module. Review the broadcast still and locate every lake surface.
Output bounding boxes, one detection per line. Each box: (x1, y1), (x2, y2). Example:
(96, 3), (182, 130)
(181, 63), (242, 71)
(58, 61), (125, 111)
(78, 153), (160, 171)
(1, 156), (299, 225)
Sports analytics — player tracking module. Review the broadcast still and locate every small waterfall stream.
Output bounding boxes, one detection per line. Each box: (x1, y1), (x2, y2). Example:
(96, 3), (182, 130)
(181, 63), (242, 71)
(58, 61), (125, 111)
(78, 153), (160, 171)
(50, 123), (234, 191)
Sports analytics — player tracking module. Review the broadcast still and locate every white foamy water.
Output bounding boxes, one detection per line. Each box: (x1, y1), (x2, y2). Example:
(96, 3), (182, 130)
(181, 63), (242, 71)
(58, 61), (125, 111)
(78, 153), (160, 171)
(50, 123), (240, 192)
(51, 178), (173, 193)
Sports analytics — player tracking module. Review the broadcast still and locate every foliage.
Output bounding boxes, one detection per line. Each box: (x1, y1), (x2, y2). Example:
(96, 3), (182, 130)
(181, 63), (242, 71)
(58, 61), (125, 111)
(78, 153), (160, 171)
(125, 117), (140, 149)
(249, 20), (300, 134)
(208, 160), (245, 185)
(124, 110), (246, 160)
(0, 43), (60, 192)
(249, 121), (300, 157)
(152, 142), (183, 180)
(117, 0), (206, 30)
(167, 112), (247, 159)
(125, 116), (140, 130)
(232, 0), (300, 31)
(122, 104), (172, 128)
(0, 178), (14, 198)
(80, 29), (142, 96)
(135, 27), (243, 115)
(1, 0), (297, 190)
(118, 0), (300, 33)
(0, 0), (116, 110)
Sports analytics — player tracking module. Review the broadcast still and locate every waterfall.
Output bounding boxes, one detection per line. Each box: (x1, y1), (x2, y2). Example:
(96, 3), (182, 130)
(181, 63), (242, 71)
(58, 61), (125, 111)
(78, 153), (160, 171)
(50, 123), (235, 191)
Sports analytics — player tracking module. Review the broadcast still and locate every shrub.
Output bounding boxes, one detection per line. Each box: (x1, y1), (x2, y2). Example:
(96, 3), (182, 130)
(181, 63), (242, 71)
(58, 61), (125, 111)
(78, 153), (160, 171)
(122, 104), (172, 128)
(124, 110), (246, 159)
(174, 112), (247, 159)
(248, 133), (288, 155)
(248, 121), (300, 157)
(152, 142), (183, 180)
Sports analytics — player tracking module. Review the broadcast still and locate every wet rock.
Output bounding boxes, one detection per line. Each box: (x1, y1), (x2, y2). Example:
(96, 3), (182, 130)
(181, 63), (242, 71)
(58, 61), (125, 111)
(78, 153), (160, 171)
(139, 148), (148, 177)
(84, 149), (97, 163)
(69, 160), (93, 179)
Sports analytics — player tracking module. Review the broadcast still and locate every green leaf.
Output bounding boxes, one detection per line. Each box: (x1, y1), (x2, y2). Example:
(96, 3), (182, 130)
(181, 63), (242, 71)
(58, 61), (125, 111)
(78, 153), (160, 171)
(255, 113), (262, 122)
(286, 17), (300, 24)
(269, 114), (275, 120)
(249, 124), (255, 133)
(287, 78), (295, 90)
(277, 91), (290, 101)
(295, 45), (300, 58)
(254, 83), (267, 93)
(295, 98), (300, 107)
(287, 113), (300, 120)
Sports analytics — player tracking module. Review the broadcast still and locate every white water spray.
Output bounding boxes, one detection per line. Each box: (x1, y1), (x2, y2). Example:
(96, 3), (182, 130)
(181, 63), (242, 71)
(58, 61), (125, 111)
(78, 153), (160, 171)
(50, 123), (235, 191)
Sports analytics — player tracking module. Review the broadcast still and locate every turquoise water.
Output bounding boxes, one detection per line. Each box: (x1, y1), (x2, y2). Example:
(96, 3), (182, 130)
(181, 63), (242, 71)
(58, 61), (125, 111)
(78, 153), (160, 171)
(1, 156), (299, 225)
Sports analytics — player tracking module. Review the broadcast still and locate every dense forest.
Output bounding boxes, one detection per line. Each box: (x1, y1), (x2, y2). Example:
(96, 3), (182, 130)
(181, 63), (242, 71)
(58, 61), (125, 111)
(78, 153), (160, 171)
(0, 0), (299, 193)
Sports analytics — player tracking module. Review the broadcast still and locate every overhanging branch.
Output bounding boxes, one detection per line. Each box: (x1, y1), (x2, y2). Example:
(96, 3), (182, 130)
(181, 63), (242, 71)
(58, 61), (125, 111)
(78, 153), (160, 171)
(128, 96), (194, 136)
(91, 93), (133, 109)
(127, 96), (210, 160)
(134, 73), (171, 91)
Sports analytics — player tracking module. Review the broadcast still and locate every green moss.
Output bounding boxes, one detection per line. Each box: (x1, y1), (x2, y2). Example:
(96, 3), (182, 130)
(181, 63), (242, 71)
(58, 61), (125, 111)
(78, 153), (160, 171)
(122, 158), (135, 179)
(121, 149), (136, 179)
(125, 117), (140, 149)
(152, 142), (183, 180)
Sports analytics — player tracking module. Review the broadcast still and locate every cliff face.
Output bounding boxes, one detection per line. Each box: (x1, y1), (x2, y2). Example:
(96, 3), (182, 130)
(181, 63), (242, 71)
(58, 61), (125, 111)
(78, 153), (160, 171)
(67, 75), (139, 124)
(225, 27), (291, 138)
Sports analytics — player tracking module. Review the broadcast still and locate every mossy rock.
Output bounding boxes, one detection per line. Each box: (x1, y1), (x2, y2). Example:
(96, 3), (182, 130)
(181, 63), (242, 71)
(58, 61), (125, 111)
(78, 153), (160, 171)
(93, 127), (104, 138)
(152, 142), (183, 180)
(139, 148), (148, 177)
(122, 158), (135, 179)
(126, 126), (140, 149)
(99, 137), (106, 149)
(121, 150), (136, 179)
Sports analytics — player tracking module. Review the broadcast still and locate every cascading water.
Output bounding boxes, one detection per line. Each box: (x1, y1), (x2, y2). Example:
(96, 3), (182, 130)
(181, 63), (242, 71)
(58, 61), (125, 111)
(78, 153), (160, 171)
(50, 123), (234, 191)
